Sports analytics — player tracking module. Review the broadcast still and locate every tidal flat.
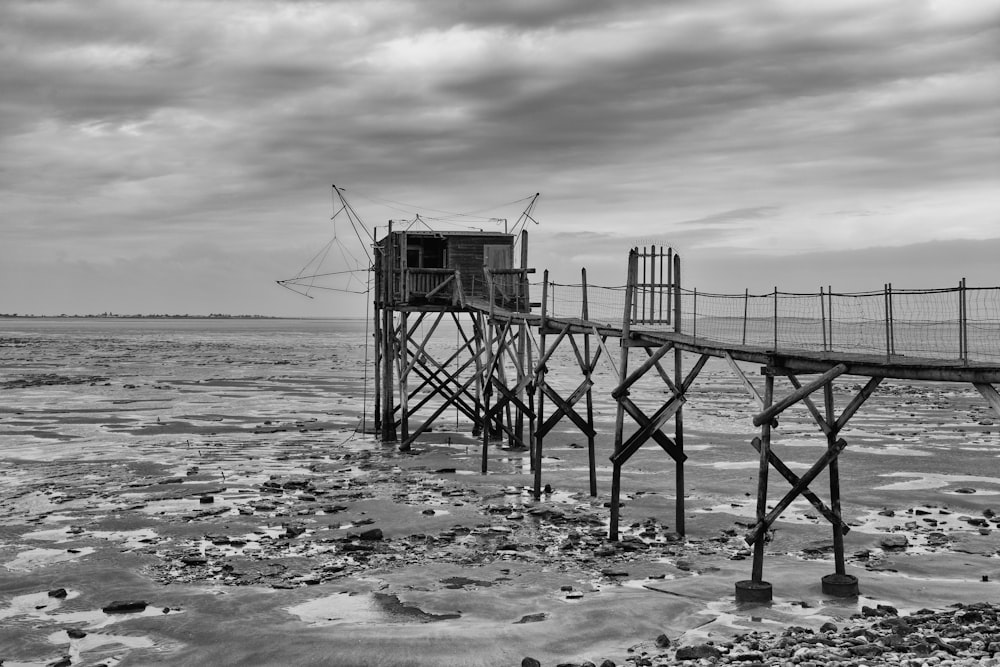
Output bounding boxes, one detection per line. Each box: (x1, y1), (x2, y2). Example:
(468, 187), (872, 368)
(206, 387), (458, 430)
(3, 317), (1000, 666)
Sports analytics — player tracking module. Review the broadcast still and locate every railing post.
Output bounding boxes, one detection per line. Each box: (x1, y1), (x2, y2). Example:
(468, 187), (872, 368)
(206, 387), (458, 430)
(828, 286), (834, 351)
(884, 283), (891, 361)
(888, 282), (895, 356)
(743, 288), (749, 346)
(961, 278), (968, 365)
(772, 287), (778, 352)
(692, 288), (698, 339)
(667, 248), (673, 326)
(673, 253), (682, 334)
(820, 287), (827, 352)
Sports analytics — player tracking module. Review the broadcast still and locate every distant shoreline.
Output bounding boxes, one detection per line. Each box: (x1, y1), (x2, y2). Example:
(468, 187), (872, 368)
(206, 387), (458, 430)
(0, 314), (365, 320)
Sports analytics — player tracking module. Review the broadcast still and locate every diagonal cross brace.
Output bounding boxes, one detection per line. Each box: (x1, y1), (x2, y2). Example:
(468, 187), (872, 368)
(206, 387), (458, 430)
(611, 394), (687, 465)
(753, 363), (848, 427)
(539, 380), (596, 438)
(749, 436), (849, 536)
(486, 375), (534, 420)
(744, 437), (847, 545)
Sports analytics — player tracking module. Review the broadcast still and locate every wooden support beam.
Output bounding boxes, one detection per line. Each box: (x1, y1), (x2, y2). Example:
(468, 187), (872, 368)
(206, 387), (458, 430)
(642, 346), (679, 395)
(785, 372), (833, 436)
(409, 357), (481, 423)
(825, 382), (847, 576)
(753, 363), (848, 427)
(612, 341), (674, 399)
(751, 373), (773, 582)
(974, 382), (1000, 420)
(745, 438), (848, 545)
(533, 322), (572, 373)
(681, 353), (710, 393)
(403, 312), (445, 376)
(401, 371), (482, 449)
(397, 311), (411, 448)
(749, 437), (848, 535)
(539, 380), (596, 438)
(612, 395), (687, 465)
(834, 376), (883, 432)
(487, 376), (534, 420)
(724, 351), (763, 408)
(593, 328), (619, 377)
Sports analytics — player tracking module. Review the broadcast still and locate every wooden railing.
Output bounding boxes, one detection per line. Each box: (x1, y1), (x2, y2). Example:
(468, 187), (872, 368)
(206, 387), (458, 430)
(484, 268), (533, 313)
(402, 268), (465, 307)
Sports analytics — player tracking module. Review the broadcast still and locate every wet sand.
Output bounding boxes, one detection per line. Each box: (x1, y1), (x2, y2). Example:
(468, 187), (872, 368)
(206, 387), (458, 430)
(2, 318), (1000, 666)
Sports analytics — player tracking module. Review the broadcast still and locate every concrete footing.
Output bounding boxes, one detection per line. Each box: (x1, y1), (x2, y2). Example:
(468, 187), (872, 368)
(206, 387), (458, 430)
(821, 573), (859, 597)
(735, 579), (772, 603)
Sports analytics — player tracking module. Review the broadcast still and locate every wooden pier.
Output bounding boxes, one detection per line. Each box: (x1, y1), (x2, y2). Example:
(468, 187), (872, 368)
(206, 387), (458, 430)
(372, 230), (1000, 602)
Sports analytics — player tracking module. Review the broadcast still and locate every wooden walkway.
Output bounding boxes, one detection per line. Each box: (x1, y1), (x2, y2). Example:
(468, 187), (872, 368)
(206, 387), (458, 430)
(376, 246), (1000, 602)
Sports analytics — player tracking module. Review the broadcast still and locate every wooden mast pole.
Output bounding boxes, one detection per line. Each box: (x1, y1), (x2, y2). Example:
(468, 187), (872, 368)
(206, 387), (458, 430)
(610, 250), (638, 540)
(380, 223), (396, 442)
(673, 251), (686, 535)
(582, 267), (597, 497)
(533, 270), (550, 498)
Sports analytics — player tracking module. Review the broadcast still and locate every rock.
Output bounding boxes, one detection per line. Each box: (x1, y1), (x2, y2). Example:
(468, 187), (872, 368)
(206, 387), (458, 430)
(47, 657), (72, 667)
(514, 613), (547, 624)
(600, 569), (628, 578)
(359, 528), (383, 541)
(102, 600), (148, 614)
(522, 658), (542, 667)
(599, 661), (616, 667)
(67, 627), (87, 639)
(819, 621), (838, 633)
(675, 644), (722, 660)
(48, 588), (68, 598)
(282, 523), (307, 538)
(655, 633), (671, 648)
(199, 495), (214, 504)
(955, 487), (977, 494)
(880, 534), (909, 550)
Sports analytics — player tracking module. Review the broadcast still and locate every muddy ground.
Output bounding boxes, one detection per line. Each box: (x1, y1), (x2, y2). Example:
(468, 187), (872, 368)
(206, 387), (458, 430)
(3, 318), (1000, 666)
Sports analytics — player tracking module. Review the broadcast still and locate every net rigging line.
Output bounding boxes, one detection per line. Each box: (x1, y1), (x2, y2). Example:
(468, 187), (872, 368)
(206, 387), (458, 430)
(345, 186), (539, 229)
(276, 185), (375, 297)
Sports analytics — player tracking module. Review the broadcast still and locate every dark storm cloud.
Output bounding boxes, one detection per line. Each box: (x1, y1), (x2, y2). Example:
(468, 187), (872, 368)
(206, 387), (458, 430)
(1, 0), (998, 315)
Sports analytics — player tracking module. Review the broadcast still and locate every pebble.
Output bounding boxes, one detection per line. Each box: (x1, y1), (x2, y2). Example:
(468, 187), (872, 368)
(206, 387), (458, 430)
(636, 602), (1000, 666)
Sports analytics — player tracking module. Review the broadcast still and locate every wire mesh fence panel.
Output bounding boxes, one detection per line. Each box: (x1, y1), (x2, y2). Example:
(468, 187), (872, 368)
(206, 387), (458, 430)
(524, 279), (1000, 364)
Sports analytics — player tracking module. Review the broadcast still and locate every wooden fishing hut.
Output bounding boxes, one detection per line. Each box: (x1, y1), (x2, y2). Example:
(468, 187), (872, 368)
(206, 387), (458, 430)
(369, 227), (1000, 605)
(372, 226), (534, 451)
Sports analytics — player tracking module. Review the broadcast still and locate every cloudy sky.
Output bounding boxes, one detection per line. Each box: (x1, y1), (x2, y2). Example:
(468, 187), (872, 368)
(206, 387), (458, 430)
(1, 0), (998, 317)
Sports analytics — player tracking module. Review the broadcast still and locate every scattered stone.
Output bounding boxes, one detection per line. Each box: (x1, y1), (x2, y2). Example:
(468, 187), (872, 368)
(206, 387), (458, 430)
(655, 633), (670, 648)
(102, 600), (148, 614)
(880, 534), (909, 550)
(359, 528), (383, 541)
(515, 613), (547, 624)
(47, 657), (72, 667)
(47, 588), (68, 598)
(675, 643), (721, 660)
(67, 628), (87, 639)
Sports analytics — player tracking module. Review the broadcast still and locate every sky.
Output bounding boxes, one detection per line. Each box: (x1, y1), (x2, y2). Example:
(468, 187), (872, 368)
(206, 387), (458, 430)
(1, 0), (998, 317)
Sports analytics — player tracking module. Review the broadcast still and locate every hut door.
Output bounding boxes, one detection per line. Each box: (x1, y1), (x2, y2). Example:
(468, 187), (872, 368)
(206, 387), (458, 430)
(484, 244), (513, 301)
(483, 245), (512, 270)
